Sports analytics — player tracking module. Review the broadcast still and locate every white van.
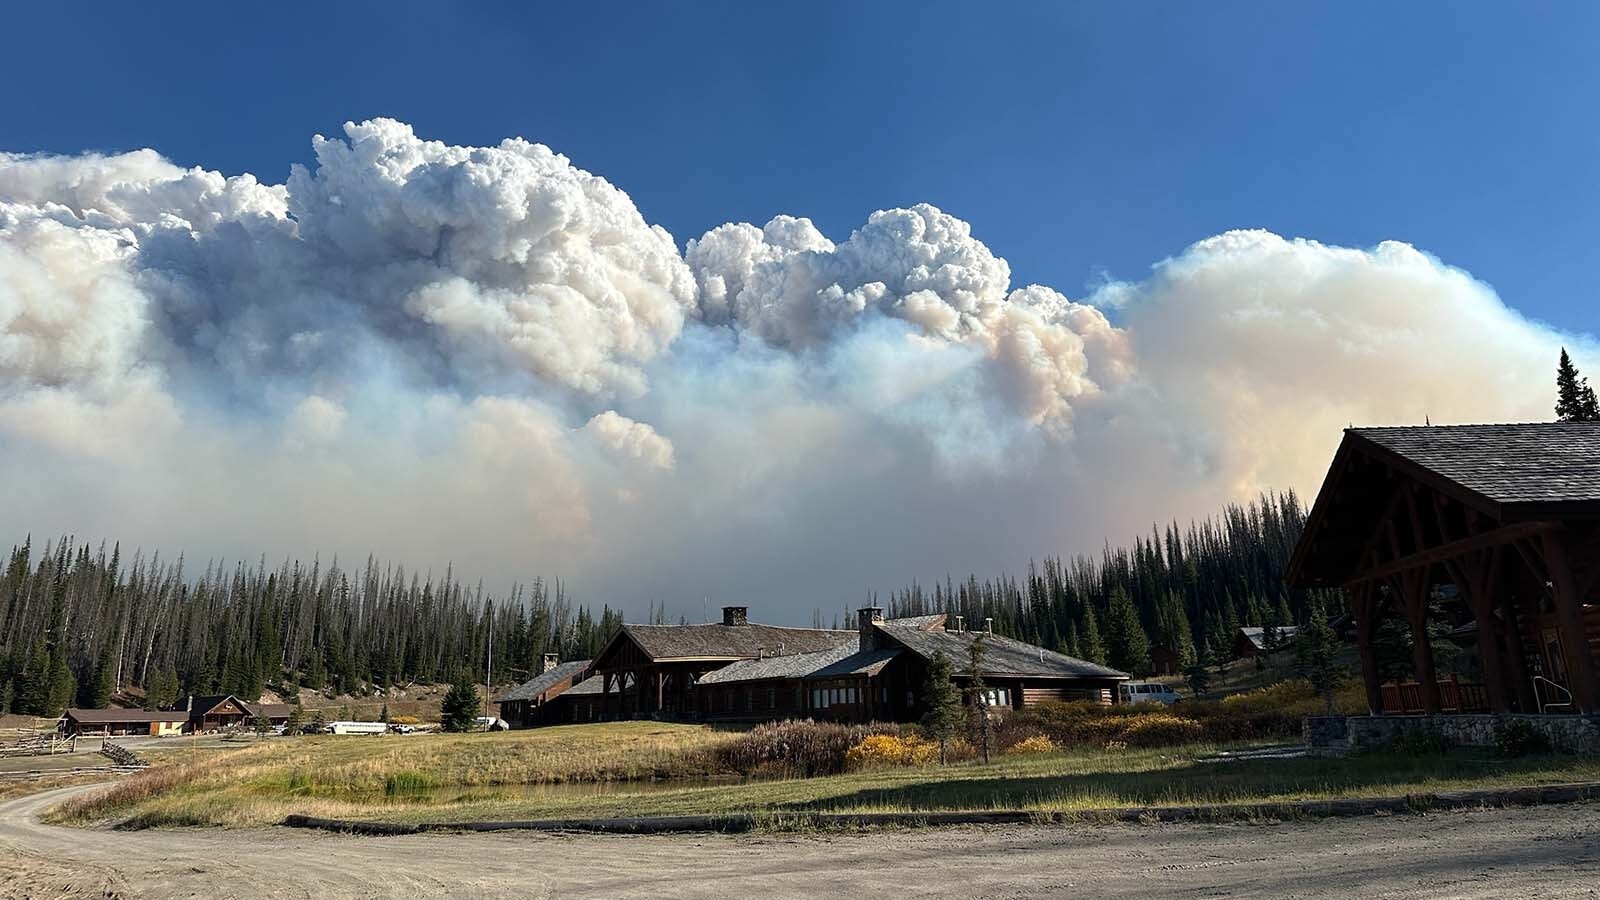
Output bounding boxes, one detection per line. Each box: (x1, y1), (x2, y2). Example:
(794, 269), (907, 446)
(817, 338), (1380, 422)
(1119, 682), (1180, 705)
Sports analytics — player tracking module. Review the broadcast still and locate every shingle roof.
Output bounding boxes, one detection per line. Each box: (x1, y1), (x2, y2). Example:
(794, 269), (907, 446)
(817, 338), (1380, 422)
(65, 708), (188, 723)
(563, 675), (607, 695)
(496, 660), (591, 702)
(618, 623), (854, 661)
(881, 628), (1128, 679)
(1237, 626), (1300, 652)
(807, 646), (903, 679)
(1351, 423), (1600, 508)
(883, 614), (947, 630)
(696, 643), (861, 685)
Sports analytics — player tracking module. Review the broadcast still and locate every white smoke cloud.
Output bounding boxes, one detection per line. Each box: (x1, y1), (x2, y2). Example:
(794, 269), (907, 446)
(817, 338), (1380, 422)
(0, 121), (1592, 620)
(581, 410), (675, 471)
(686, 203), (1134, 428)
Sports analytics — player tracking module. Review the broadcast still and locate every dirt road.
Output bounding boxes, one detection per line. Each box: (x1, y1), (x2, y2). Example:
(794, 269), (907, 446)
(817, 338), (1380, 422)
(4, 784), (1599, 900)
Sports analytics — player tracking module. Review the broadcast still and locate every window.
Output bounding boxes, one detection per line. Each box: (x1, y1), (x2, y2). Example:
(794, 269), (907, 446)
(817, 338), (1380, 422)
(846, 687), (856, 704)
(767, 687), (776, 709)
(746, 689), (755, 712)
(812, 688), (822, 708)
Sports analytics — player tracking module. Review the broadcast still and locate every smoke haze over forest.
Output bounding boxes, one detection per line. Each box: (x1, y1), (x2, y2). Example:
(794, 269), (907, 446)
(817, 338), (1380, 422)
(1, 120), (1592, 622)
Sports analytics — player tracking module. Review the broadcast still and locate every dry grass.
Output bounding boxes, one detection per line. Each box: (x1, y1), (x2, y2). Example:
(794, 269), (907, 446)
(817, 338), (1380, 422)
(45, 718), (1600, 830)
(51, 721), (738, 827)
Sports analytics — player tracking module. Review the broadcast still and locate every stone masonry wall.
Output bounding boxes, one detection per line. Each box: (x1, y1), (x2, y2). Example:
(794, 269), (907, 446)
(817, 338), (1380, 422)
(1304, 713), (1600, 754)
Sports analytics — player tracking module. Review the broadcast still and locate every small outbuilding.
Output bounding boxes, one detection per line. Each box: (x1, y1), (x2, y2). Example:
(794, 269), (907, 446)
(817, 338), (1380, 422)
(61, 708), (189, 737)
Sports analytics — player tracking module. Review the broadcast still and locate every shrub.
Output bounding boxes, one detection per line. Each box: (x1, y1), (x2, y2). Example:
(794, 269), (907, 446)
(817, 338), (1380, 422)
(846, 733), (940, 769)
(1117, 714), (1203, 747)
(1005, 735), (1058, 755)
(1381, 728), (1452, 757)
(713, 720), (903, 777)
(1494, 719), (1553, 757)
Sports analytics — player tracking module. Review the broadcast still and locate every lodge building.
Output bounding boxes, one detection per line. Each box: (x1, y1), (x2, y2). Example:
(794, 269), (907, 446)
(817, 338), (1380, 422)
(1288, 423), (1600, 717)
(496, 605), (1128, 727)
(61, 694), (295, 736)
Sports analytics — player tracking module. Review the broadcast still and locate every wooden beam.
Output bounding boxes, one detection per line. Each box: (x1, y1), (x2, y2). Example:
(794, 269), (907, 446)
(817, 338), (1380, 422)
(1345, 521), (1558, 587)
(1542, 530), (1600, 714)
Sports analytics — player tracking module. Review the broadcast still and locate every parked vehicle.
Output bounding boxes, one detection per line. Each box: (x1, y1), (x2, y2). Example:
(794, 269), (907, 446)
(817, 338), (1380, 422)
(326, 720), (388, 735)
(1118, 682), (1180, 705)
(387, 723), (415, 734)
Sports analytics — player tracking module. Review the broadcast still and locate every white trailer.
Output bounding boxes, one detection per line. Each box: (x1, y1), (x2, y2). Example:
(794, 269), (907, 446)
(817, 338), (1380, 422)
(326, 721), (387, 735)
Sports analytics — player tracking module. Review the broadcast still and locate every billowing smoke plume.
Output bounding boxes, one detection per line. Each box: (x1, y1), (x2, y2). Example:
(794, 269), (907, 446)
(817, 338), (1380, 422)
(1, 120), (1591, 618)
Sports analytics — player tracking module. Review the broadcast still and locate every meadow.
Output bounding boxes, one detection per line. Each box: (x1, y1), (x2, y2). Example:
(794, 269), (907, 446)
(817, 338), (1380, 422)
(50, 717), (1600, 829)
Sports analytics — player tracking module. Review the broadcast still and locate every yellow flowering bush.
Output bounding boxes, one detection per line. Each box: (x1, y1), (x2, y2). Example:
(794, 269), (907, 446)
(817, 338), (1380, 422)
(845, 733), (941, 769)
(1005, 734), (1058, 755)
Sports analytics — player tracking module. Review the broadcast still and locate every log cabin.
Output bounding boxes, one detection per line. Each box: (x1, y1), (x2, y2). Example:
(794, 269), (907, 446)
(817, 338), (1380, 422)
(571, 605), (1127, 725)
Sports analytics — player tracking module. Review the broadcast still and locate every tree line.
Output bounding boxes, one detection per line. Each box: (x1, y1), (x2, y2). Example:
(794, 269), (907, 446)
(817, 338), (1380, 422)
(0, 537), (620, 717)
(881, 491), (1343, 677)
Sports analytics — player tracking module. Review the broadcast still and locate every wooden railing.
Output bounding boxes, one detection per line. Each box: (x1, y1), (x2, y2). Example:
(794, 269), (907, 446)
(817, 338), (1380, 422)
(1379, 676), (1491, 713)
(0, 732), (76, 758)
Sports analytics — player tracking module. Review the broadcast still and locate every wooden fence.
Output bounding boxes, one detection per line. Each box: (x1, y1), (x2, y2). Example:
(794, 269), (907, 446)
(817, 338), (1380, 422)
(98, 739), (144, 768)
(0, 765), (145, 783)
(0, 732), (76, 758)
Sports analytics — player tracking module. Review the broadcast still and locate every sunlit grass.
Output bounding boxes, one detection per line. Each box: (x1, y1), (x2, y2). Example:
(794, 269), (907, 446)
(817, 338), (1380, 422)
(46, 719), (1600, 830)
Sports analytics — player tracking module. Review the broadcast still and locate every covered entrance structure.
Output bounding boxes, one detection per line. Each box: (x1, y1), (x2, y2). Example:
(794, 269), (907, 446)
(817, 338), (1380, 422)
(1288, 423), (1600, 715)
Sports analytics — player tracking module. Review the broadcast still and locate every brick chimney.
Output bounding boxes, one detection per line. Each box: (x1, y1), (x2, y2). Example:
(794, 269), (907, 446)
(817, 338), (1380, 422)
(857, 606), (884, 652)
(541, 653), (560, 674)
(722, 606), (748, 626)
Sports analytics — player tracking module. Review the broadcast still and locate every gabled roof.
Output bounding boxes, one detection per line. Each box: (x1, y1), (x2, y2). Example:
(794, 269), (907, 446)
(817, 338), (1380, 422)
(1350, 423), (1600, 511)
(496, 660), (591, 702)
(176, 695), (251, 718)
(65, 707), (188, 724)
(1288, 423), (1600, 587)
(1237, 626), (1300, 652)
(608, 622), (854, 662)
(696, 644), (860, 685)
(879, 627), (1128, 680)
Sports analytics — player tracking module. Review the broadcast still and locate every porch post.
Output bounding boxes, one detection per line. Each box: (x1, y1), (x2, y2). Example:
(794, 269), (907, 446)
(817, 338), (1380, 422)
(1541, 530), (1600, 714)
(1500, 583), (1538, 713)
(1459, 547), (1513, 713)
(1402, 571), (1442, 714)
(1353, 584), (1383, 714)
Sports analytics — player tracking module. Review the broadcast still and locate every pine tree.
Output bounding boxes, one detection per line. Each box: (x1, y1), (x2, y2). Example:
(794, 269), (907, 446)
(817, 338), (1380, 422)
(440, 671), (480, 733)
(1104, 587), (1151, 675)
(966, 637), (993, 765)
(1079, 604), (1106, 666)
(145, 667), (179, 711)
(1296, 600), (1342, 714)
(284, 703), (307, 735)
(85, 644), (115, 708)
(920, 650), (963, 764)
(1186, 644), (1212, 696)
(16, 641), (49, 715)
(1556, 348), (1600, 422)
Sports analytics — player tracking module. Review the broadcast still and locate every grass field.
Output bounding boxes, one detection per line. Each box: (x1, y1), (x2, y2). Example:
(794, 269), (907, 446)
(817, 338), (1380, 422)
(49, 720), (1600, 829)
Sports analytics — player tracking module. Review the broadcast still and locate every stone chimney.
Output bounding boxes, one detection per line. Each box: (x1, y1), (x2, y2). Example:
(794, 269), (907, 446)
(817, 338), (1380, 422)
(857, 606), (884, 652)
(541, 653), (560, 674)
(722, 606), (748, 626)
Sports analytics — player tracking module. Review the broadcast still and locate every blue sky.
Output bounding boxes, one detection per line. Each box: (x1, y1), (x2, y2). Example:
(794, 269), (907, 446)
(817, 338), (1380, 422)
(4, 2), (1597, 335)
